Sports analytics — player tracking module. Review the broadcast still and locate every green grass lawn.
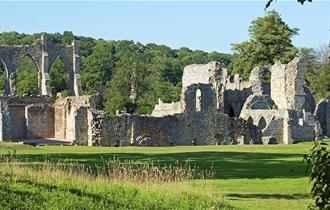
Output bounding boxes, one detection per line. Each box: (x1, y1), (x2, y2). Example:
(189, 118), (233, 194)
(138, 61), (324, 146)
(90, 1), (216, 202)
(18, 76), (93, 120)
(0, 140), (328, 209)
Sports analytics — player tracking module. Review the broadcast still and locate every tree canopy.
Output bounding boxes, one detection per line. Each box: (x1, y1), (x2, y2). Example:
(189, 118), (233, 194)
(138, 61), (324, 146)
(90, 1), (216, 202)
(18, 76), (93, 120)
(265, 0), (312, 9)
(232, 10), (298, 80)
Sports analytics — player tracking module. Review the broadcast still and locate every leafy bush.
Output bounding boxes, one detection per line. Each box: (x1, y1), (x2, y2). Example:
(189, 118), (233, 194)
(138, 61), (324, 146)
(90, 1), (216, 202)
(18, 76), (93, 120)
(304, 140), (330, 209)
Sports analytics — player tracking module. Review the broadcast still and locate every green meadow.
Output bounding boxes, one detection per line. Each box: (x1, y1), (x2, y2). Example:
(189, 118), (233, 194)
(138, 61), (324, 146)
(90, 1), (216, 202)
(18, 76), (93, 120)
(0, 140), (328, 210)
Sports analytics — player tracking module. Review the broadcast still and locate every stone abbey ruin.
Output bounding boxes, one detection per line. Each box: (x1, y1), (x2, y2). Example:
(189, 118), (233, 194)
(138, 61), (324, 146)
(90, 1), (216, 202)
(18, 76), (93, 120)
(0, 35), (329, 146)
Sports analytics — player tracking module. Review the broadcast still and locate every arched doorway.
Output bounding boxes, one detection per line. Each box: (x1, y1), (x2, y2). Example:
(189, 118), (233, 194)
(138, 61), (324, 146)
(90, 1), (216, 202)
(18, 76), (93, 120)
(247, 116), (253, 125)
(258, 117), (267, 130)
(16, 55), (39, 96)
(49, 57), (69, 96)
(229, 106), (235, 117)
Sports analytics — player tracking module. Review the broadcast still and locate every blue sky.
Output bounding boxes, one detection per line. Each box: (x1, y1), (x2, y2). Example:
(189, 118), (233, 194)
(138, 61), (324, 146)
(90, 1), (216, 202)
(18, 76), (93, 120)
(0, 1), (329, 53)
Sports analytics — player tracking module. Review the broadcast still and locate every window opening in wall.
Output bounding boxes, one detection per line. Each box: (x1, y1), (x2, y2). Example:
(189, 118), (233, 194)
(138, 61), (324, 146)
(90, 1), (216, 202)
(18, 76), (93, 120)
(196, 89), (202, 112)
(258, 117), (267, 130)
(229, 106), (235, 117)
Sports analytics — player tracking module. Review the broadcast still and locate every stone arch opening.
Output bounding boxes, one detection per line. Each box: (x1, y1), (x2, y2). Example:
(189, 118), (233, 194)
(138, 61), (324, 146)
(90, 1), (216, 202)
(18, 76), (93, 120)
(247, 116), (253, 125)
(16, 55), (39, 96)
(0, 58), (8, 95)
(49, 56), (69, 95)
(214, 133), (224, 145)
(258, 116), (267, 130)
(251, 101), (271, 110)
(196, 88), (202, 112)
(135, 135), (153, 146)
(229, 106), (235, 117)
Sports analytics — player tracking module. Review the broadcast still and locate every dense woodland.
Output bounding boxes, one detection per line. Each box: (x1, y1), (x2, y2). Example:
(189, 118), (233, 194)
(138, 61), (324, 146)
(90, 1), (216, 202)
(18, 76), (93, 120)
(0, 11), (329, 114)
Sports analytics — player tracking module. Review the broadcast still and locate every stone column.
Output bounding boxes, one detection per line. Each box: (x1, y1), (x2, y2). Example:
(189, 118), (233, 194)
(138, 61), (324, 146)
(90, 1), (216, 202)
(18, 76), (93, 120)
(41, 34), (52, 95)
(283, 111), (293, 144)
(72, 41), (82, 96)
(9, 72), (16, 95)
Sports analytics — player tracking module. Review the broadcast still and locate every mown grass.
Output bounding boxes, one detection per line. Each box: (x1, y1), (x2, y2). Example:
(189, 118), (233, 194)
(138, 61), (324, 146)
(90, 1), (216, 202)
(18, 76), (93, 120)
(0, 140), (329, 209)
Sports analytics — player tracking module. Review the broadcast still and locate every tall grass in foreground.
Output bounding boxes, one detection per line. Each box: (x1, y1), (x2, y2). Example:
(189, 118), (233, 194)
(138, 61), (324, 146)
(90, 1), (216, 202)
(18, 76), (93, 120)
(0, 152), (227, 210)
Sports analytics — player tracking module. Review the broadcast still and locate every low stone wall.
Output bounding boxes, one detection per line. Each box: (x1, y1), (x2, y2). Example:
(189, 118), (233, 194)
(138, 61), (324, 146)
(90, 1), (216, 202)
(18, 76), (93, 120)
(0, 96), (54, 140)
(96, 110), (262, 147)
(25, 104), (54, 139)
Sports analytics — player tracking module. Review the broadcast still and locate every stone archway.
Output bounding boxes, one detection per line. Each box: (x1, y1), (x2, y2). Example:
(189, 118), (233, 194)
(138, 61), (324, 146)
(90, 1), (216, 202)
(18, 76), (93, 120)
(49, 56), (69, 95)
(0, 34), (82, 96)
(258, 117), (267, 130)
(229, 106), (235, 117)
(16, 54), (40, 96)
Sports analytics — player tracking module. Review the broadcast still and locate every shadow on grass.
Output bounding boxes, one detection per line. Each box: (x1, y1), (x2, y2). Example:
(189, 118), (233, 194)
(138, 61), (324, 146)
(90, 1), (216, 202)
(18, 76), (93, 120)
(12, 178), (105, 202)
(227, 193), (310, 200)
(11, 151), (307, 179)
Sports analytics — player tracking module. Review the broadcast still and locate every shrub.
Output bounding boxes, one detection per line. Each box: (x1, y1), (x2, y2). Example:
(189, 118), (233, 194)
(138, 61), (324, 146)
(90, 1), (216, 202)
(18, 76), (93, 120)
(304, 140), (330, 209)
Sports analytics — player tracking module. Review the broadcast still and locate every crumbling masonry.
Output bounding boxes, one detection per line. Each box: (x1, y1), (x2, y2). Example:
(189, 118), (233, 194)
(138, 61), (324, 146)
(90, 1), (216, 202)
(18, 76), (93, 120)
(0, 36), (329, 145)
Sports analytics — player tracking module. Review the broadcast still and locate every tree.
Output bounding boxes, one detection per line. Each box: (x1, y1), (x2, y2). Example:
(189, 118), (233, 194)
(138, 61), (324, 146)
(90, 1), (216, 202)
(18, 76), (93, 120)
(300, 45), (330, 101)
(16, 56), (38, 96)
(104, 53), (144, 114)
(232, 10), (298, 80)
(81, 40), (116, 94)
(265, 0), (312, 9)
(304, 140), (330, 209)
(49, 58), (68, 95)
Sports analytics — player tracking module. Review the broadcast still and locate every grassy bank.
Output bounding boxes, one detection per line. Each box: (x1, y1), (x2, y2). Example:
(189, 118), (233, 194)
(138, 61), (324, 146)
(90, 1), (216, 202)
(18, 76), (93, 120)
(0, 158), (224, 210)
(0, 140), (328, 209)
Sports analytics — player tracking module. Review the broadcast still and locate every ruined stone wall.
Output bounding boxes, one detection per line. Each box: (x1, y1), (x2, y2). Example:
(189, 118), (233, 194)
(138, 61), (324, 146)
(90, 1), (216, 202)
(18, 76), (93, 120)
(96, 82), (262, 147)
(224, 75), (253, 117)
(53, 95), (100, 144)
(25, 104), (54, 139)
(0, 35), (82, 96)
(97, 109), (261, 147)
(75, 107), (89, 145)
(151, 100), (182, 117)
(0, 96), (54, 140)
(54, 106), (66, 139)
(271, 58), (306, 111)
(315, 98), (330, 136)
(98, 114), (183, 146)
(181, 61), (222, 91)
(262, 118), (284, 144)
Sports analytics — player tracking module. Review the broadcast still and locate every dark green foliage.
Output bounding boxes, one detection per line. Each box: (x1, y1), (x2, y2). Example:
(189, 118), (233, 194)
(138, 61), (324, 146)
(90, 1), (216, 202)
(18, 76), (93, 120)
(16, 56), (38, 96)
(81, 40), (116, 94)
(266, 0), (312, 9)
(232, 10), (298, 80)
(49, 58), (68, 95)
(304, 140), (330, 210)
(300, 46), (330, 101)
(101, 40), (233, 114)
